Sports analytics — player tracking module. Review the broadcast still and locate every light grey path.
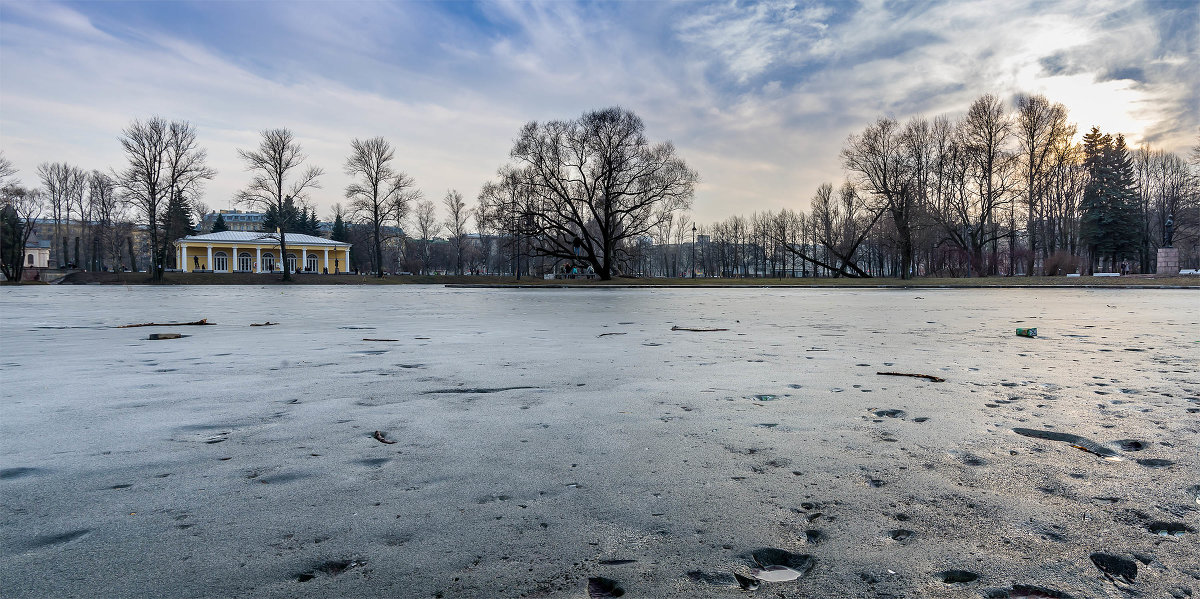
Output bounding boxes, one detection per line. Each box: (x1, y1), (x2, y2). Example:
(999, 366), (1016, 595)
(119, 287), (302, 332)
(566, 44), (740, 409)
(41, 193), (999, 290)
(1, 287), (1197, 598)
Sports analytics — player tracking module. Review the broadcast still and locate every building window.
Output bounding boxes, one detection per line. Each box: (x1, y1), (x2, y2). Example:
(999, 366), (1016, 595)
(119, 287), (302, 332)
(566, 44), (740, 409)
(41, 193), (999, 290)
(261, 252), (275, 272)
(305, 254), (318, 272)
(27, 253), (34, 265)
(238, 253), (252, 272)
(213, 252), (228, 272)
(286, 253), (297, 272)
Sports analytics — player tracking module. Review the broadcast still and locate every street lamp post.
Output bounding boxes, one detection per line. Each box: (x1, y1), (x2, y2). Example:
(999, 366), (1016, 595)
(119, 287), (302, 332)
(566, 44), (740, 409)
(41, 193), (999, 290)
(691, 223), (697, 279)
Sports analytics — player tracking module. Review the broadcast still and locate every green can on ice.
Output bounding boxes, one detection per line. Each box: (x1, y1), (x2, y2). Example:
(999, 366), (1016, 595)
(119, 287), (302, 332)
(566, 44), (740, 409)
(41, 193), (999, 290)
(1015, 327), (1037, 338)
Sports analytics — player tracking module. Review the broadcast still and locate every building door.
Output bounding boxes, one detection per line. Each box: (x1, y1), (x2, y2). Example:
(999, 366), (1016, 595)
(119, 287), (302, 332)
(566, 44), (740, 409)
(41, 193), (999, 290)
(238, 253), (252, 272)
(261, 253), (275, 272)
(286, 254), (297, 272)
(305, 254), (318, 272)
(213, 252), (228, 272)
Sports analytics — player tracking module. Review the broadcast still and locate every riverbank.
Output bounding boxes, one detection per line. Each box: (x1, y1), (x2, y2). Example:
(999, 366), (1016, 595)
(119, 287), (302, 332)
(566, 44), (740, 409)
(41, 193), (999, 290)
(41, 271), (1200, 288)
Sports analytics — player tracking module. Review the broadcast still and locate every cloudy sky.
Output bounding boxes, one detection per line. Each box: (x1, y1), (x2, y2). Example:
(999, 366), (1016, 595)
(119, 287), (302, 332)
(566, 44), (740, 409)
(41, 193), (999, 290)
(1, 0), (1195, 224)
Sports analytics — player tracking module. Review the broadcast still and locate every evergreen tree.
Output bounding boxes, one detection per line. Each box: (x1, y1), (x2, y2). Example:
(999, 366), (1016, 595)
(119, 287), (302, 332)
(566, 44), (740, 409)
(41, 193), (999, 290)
(331, 212), (349, 242)
(261, 197), (302, 233)
(211, 212), (229, 233)
(1080, 128), (1141, 272)
(161, 193), (196, 268)
(308, 209), (321, 236)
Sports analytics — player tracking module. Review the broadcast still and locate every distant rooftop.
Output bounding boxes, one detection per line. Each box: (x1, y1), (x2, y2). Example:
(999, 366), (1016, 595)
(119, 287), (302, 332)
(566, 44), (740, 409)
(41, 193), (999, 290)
(176, 231), (349, 247)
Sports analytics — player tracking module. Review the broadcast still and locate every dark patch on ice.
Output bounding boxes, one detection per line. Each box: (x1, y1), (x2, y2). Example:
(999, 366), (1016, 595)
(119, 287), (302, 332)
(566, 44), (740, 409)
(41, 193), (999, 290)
(755, 423), (778, 428)
(985, 584), (1074, 598)
(940, 570), (978, 584)
(396, 363), (424, 369)
(588, 576), (625, 597)
(961, 454), (988, 466)
(749, 394), (778, 401)
(803, 529), (822, 545)
(355, 350), (388, 356)
(23, 529), (91, 549)
(1136, 458), (1173, 467)
(476, 494), (511, 504)
(1116, 439), (1146, 451)
(339, 326), (375, 330)
(296, 558), (366, 582)
(912, 416), (929, 422)
(1147, 521), (1193, 537)
(256, 472), (311, 484)
(1090, 553), (1136, 584)
(598, 559), (637, 565)
(888, 529), (912, 542)
(424, 386), (540, 394)
(873, 409), (906, 418)
(750, 548), (814, 575)
(686, 570), (737, 587)
(110, 483), (132, 490)
(357, 458), (390, 468)
(1012, 428), (1120, 459)
(0, 467), (47, 480)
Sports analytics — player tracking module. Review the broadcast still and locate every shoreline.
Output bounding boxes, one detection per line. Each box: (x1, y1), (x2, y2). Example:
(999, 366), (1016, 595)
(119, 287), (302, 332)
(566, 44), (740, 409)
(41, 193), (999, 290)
(10, 271), (1200, 289)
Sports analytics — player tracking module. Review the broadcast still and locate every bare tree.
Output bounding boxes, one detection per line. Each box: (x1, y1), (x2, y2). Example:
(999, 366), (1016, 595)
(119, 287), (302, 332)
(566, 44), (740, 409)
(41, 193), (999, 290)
(841, 117), (917, 278)
(412, 199), (440, 274)
(88, 171), (126, 270)
(236, 128), (323, 281)
(0, 152), (16, 183)
(344, 137), (419, 277)
(1, 185), (43, 281)
(37, 162), (86, 267)
(497, 107), (697, 280)
(114, 118), (215, 281)
(1015, 94), (1070, 275)
(442, 189), (470, 275)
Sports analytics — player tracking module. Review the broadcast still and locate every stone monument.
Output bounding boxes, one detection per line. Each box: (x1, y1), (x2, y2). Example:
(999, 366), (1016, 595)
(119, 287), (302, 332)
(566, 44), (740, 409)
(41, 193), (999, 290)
(1156, 214), (1179, 275)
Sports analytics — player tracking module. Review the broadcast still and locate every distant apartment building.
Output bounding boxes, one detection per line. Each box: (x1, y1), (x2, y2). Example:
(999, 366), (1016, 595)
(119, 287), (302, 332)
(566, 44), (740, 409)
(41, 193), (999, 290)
(198, 210), (267, 233)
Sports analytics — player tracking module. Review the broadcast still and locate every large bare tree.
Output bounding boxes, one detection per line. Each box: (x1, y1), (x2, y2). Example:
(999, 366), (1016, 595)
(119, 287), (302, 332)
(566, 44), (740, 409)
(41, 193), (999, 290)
(115, 118), (215, 282)
(498, 107), (697, 280)
(236, 128), (323, 281)
(344, 137), (419, 277)
(37, 162), (86, 267)
(841, 117), (916, 278)
(1015, 94), (1070, 275)
(442, 189), (470, 275)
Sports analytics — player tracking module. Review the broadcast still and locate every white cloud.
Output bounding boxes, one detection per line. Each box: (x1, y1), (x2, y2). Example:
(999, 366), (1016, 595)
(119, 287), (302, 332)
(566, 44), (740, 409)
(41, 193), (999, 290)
(0, 0), (1194, 227)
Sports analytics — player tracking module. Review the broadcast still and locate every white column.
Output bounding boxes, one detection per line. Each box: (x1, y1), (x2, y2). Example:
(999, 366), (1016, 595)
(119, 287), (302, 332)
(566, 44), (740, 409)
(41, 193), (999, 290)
(256, 246), (261, 273)
(206, 245), (213, 271)
(323, 248), (329, 273)
(231, 245), (238, 271)
(301, 248), (307, 273)
(180, 244), (187, 272)
(344, 249), (350, 273)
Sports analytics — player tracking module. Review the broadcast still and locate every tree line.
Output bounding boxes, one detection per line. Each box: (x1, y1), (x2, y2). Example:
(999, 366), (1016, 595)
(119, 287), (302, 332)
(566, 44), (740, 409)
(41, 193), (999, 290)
(2, 96), (1197, 282)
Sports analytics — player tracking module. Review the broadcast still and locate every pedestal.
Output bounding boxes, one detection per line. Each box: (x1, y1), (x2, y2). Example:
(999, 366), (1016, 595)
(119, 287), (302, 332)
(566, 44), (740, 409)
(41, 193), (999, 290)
(1156, 247), (1180, 275)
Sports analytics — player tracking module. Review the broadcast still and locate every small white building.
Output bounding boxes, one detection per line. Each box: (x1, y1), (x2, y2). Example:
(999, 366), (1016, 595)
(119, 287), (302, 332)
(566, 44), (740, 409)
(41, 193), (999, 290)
(24, 241), (50, 268)
(173, 231), (352, 274)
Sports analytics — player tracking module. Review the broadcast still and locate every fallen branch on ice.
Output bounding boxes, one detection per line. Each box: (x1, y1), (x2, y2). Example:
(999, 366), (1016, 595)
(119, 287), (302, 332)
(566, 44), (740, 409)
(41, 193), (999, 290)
(876, 372), (945, 383)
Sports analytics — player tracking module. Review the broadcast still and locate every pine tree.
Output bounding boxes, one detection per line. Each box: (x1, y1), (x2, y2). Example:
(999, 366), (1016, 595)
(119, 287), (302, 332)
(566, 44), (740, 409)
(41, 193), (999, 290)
(1080, 128), (1141, 272)
(261, 197), (302, 233)
(211, 212), (229, 233)
(331, 212), (348, 242)
(161, 193), (196, 268)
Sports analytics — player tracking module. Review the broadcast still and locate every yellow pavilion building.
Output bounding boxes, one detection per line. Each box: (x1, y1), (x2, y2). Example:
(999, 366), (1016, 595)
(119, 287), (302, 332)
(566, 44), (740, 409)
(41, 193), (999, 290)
(172, 232), (352, 274)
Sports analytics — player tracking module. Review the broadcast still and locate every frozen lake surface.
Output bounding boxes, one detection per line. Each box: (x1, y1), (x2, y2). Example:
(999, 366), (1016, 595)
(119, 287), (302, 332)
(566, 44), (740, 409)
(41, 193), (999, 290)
(1, 286), (1197, 598)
